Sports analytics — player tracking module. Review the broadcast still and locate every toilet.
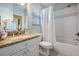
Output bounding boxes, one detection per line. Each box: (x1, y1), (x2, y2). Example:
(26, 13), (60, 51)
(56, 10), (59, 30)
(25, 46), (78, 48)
(39, 41), (53, 49)
(39, 41), (53, 56)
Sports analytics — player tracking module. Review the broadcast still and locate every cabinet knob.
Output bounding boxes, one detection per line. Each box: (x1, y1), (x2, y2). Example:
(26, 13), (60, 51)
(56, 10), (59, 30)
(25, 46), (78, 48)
(27, 49), (29, 52)
(23, 51), (26, 54)
(25, 43), (28, 46)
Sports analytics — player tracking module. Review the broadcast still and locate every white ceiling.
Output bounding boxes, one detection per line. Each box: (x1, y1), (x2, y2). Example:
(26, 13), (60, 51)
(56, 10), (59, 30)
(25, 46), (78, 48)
(31, 3), (77, 10)
(18, 3), (77, 11)
(17, 3), (78, 12)
(17, 3), (77, 16)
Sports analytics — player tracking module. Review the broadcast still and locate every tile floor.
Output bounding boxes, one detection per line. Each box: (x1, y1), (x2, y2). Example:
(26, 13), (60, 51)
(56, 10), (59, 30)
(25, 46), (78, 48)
(39, 46), (64, 56)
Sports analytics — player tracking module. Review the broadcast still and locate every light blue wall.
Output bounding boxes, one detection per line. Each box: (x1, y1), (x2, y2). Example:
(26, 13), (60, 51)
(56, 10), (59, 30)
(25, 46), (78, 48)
(32, 12), (41, 33)
(0, 3), (13, 20)
(13, 4), (25, 31)
(0, 3), (40, 32)
(0, 3), (14, 31)
(0, 3), (28, 32)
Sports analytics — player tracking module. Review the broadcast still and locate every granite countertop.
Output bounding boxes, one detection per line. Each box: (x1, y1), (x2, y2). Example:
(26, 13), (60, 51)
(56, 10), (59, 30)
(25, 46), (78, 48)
(0, 32), (41, 48)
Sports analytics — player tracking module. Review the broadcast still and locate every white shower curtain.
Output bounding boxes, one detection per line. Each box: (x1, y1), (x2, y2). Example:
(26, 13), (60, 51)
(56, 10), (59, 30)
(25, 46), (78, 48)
(40, 6), (56, 47)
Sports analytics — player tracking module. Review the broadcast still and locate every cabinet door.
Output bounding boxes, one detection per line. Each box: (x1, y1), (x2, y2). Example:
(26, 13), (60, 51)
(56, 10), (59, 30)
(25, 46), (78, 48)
(13, 43), (39, 56)
(11, 48), (29, 56)
(12, 51), (24, 56)
(22, 48), (30, 56)
(28, 43), (39, 56)
(0, 41), (28, 56)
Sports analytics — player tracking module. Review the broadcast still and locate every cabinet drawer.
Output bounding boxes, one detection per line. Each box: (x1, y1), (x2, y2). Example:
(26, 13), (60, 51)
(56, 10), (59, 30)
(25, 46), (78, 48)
(28, 43), (39, 56)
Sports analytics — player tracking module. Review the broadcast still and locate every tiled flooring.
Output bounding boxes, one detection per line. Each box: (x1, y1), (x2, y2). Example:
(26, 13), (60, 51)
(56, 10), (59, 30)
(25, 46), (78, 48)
(39, 46), (64, 56)
(49, 50), (64, 56)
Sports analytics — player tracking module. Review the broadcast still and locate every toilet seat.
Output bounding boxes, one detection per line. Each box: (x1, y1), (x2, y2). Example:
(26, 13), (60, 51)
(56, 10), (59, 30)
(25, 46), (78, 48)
(39, 41), (53, 49)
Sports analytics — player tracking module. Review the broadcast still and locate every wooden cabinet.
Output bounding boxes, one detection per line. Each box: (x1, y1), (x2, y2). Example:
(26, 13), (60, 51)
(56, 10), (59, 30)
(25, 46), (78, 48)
(0, 36), (41, 56)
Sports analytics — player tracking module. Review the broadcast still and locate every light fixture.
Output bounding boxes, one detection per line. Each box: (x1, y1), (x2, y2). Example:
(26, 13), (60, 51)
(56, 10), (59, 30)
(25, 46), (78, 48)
(20, 3), (25, 6)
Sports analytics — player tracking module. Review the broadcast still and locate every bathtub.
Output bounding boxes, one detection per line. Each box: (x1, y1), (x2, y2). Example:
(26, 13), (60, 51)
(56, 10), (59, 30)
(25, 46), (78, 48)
(54, 42), (79, 56)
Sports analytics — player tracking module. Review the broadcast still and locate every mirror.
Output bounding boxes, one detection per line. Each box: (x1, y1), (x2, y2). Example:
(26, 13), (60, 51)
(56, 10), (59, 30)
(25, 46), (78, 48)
(0, 3), (28, 36)
(13, 15), (22, 32)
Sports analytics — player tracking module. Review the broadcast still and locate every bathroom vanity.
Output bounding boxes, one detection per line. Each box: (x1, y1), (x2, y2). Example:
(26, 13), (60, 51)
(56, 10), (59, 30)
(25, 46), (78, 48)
(0, 32), (41, 56)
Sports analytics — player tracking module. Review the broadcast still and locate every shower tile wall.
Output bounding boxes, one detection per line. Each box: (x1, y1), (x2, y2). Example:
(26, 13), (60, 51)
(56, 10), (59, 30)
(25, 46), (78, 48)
(54, 5), (78, 44)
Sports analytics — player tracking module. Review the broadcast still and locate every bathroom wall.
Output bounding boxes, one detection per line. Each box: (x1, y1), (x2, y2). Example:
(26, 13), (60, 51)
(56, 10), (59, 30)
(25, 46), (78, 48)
(13, 4), (26, 31)
(31, 4), (41, 33)
(32, 13), (41, 33)
(0, 3), (14, 31)
(54, 5), (77, 44)
(0, 3), (13, 20)
(0, 3), (41, 32)
(76, 4), (79, 32)
(13, 4), (41, 33)
(0, 3), (28, 32)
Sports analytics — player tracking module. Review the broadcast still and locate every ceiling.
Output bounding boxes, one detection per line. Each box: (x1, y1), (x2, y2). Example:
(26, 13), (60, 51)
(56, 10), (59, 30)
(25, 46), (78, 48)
(18, 3), (77, 11)
(17, 3), (77, 16)
(31, 3), (77, 10)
